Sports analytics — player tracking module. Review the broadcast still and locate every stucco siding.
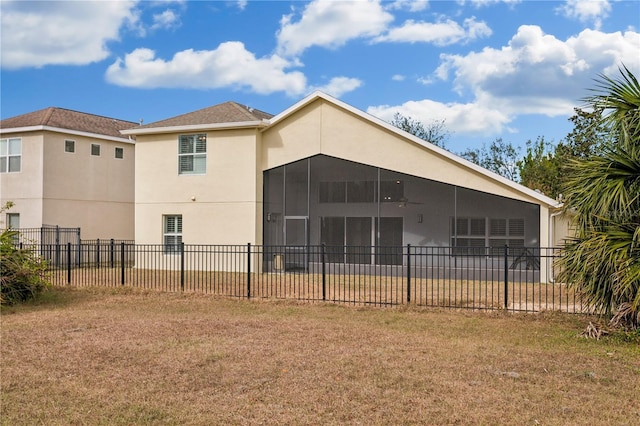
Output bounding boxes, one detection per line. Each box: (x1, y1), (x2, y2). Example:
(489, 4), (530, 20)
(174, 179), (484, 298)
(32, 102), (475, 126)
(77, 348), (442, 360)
(135, 128), (261, 244)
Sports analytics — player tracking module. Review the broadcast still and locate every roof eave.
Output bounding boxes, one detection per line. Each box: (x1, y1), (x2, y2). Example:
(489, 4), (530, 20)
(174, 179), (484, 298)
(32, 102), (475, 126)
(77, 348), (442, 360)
(0, 125), (135, 144)
(121, 120), (269, 136)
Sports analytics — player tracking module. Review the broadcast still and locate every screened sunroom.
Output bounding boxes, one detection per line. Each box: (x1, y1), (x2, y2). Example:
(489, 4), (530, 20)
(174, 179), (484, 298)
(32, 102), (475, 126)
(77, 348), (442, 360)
(263, 155), (540, 271)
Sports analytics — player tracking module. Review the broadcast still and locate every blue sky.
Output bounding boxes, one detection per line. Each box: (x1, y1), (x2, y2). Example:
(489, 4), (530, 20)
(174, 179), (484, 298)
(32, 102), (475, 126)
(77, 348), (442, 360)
(1, 0), (639, 153)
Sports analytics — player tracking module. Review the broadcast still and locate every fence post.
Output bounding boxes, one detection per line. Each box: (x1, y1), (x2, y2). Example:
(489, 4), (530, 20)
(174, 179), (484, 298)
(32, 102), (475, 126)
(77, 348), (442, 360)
(407, 244), (411, 304)
(55, 226), (60, 268)
(110, 239), (115, 268)
(180, 242), (185, 292)
(504, 244), (509, 310)
(76, 228), (81, 266)
(67, 242), (71, 284)
(96, 239), (100, 268)
(321, 243), (326, 301)
(121, 242), (125, 286)
(247, 243), (251, 299)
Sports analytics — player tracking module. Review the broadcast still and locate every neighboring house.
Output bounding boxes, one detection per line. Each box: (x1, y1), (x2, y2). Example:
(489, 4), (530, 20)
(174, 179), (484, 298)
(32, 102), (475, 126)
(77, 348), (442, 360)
(122, 92), (565, 279)
(0, 107), (137, 240)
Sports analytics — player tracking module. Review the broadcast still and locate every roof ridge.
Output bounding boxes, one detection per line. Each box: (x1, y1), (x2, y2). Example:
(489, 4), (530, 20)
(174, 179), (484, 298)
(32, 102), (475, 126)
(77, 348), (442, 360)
(228, 101), (257, 120)
(42, 107), (56, 125)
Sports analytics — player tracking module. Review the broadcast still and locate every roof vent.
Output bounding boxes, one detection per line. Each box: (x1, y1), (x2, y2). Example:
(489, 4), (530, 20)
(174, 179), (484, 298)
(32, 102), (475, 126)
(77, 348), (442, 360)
(247, 106), (254, 113)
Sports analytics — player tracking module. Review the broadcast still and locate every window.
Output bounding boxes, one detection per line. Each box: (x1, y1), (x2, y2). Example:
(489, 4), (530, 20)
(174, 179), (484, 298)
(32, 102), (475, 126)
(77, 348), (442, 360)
(178, 134), (206, 175)
(65, 140), (75, 153)
(91, 144), (101, 156)
(0, 138), (21, 173)
(451, 217), (525, 255)
(163, 215), (182, 253)
(6, 213), (20, 229)
(115, 147), (124, 159)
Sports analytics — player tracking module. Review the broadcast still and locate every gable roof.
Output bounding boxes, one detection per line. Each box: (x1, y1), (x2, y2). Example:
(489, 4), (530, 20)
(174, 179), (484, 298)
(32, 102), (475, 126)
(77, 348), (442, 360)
(269, 91), (561, 209)
(0, 107), (138, 140)
(124, 101), (273, 135)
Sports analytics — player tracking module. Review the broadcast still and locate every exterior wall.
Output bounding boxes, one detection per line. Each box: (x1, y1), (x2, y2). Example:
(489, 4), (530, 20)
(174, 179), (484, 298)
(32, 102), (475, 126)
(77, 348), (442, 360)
(135, 128), (261, 245)
(41, 131), (134, 239)
(262, 99), (556, 247)
(0, 132), (45, 228)
(0, 129), (134, 239)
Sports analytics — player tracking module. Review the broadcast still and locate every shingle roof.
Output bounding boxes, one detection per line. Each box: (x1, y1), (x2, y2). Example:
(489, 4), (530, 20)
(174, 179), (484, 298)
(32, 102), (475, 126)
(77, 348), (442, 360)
(137, 101), (273, 129)
(0, 107), (138, 138)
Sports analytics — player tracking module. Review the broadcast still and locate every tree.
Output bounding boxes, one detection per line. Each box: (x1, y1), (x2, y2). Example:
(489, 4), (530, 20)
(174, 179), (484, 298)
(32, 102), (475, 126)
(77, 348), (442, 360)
(518, 136), (561, 199)
(390, 113), (450, 148)
(459, 138), (521, 181)
(557, 65), (640, 328)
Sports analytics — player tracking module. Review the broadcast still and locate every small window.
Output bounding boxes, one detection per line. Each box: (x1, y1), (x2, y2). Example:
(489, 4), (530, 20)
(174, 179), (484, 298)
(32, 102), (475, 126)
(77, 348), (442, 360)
(6, 213), (20, 229)
(115, 147), (124, 159)
(91, 144), (101, 156)
(178, 134), (206, 175)
(163, 215), (182, 253)
(65, 140), (75, 153)
(0, 138), (21, 173)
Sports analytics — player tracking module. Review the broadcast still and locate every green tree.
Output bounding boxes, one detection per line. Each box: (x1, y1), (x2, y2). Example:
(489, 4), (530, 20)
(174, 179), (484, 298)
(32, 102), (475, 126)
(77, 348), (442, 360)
(459, 138), (521, 181)
(518, 136), (560, 198)
(558, 66), (640, 328)
(390, 113), (450, 148)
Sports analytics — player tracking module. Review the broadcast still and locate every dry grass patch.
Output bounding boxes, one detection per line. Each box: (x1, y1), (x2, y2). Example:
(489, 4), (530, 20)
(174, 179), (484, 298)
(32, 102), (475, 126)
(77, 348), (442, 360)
(1, 287), (639, 425)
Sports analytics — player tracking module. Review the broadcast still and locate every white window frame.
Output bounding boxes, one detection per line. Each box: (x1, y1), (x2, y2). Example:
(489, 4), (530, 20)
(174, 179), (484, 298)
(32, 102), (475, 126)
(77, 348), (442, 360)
(0, 138), (22, 173)
(163, 215), (183, 254)
(115, 147), (124, 159)
(65, 139), (75, 153)
(6, 213), (20, 229)
(91, 143), (101, 156)
(178, 134), (207, 175)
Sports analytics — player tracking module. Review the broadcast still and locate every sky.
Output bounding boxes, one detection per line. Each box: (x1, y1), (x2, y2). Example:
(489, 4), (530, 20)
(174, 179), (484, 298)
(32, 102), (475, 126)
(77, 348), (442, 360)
(1, 0), (639, 153)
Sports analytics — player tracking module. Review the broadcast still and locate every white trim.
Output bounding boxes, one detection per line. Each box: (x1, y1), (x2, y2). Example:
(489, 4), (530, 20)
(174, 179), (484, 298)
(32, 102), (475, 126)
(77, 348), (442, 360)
(266, 91), (561, 209)
(121, 120), (269, 136)
(0, 125), (135, 144)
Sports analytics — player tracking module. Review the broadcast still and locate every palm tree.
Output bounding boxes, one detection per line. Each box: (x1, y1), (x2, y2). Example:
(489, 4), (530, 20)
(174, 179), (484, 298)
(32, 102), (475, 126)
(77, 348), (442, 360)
(558, 65), (640, 328)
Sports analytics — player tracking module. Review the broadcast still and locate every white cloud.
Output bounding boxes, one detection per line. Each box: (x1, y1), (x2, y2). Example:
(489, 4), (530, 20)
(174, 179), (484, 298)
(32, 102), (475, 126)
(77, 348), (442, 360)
(387, 0), (430, 12)
(311, 77), (363, 98)
(105, 41), (308, 96)
(276, 0), (393, 57)
(369, 25), (640, 136)
(458, 0), (521, 7)
(392, 74), (406, 81)
(557, 0), (611, 29)
(150, 9), (181, 31)
(375, 17), (491, 45)
(0, 0), (139, 69)
(236, 1), (248, 11)
(368, 98), (512, 136)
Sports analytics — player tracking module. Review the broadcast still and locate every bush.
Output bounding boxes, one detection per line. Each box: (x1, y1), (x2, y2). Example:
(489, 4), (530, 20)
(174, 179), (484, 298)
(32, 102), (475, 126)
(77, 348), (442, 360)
(0, 228), (50, 305)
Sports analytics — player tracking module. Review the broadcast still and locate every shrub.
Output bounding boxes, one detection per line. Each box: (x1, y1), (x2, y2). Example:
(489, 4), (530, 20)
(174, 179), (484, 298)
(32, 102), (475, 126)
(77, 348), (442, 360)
(0, 228), (50, 305)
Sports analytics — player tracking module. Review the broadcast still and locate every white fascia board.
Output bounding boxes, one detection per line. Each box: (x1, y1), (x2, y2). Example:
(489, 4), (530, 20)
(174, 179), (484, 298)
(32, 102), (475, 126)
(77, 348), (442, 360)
(0, 125), (135, 144)
(267, 91), (561, 209)
(121, 120), (268, 136)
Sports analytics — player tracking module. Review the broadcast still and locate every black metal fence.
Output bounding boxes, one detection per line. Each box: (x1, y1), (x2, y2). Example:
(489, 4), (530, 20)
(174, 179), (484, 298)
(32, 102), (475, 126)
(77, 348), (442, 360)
(23, 241), (587, 313)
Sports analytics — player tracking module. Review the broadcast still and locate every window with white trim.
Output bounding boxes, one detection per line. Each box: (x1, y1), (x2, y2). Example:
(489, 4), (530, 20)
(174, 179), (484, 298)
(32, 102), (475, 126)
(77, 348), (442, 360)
(65, 140), (75, 153)
(115, 147), (124, 159)
(178, 134), (206, 175)
(6, 213), (20, 229)
(163, 215), (182, 253)
(451, 217), (525, 255)
(91, 143), (101, 156)
(0, 138), (21, 173)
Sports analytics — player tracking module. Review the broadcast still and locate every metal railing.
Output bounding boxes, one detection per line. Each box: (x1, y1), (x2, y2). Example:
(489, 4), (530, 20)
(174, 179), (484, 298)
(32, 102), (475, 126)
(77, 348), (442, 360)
(25, 242), (587, 313)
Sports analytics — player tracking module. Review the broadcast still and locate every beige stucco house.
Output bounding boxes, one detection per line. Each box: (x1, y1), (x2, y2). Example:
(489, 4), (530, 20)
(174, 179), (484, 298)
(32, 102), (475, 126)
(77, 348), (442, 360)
(123, 92), (564, 275)
(0, 107), (137, 240)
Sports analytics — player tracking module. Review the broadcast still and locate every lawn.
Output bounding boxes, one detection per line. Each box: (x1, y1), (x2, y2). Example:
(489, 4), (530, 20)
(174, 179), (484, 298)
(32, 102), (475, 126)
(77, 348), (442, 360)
(1, 287), (639, 425)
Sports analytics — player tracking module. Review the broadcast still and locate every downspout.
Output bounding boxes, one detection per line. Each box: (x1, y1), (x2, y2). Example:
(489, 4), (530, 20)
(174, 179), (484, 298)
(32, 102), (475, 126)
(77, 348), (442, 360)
(548, 208), (564, 283)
